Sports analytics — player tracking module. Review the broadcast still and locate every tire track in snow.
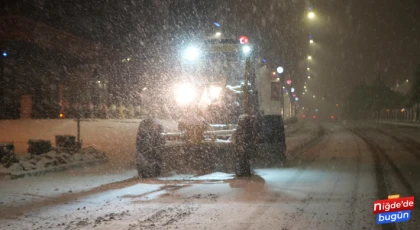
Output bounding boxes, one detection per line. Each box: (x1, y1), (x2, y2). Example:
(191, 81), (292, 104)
(286, 128), (360, 230)
(372, 128), (420, 161)
(237, 124), (328, 230)
(350, 128), (397, 230)
(343, 132), (361, 229)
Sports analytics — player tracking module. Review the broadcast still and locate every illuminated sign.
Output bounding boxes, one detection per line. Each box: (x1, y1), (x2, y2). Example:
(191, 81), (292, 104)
(239, 36), (249, 44)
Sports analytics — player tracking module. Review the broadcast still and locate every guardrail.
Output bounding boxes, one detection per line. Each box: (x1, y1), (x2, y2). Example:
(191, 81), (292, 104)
(378, 108), (420, 122)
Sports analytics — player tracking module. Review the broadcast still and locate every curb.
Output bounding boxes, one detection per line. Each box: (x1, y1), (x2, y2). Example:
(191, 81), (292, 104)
(1, 158), (109, 180)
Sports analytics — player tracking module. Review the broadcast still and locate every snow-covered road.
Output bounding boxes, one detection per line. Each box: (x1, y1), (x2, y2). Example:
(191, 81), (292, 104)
(1, 121), (420, 229)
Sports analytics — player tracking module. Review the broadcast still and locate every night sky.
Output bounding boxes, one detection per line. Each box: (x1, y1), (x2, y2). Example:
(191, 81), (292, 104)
(3, 0), (420, 107)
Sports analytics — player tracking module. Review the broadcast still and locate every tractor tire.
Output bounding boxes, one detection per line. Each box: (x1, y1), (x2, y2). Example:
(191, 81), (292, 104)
(233, 115), (257, 177)
(135, 118), (165, 178)
(258, 115), (287, 163)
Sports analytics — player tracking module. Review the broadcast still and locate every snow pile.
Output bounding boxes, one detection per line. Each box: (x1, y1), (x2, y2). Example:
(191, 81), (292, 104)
(0, 145), (107, 175)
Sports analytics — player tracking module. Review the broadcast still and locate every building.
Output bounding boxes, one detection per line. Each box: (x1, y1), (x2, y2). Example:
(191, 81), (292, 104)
(0, 14), (118, 119)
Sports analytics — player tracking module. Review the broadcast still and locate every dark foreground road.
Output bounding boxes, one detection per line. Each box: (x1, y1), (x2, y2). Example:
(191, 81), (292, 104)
(1, 122), (419, 230)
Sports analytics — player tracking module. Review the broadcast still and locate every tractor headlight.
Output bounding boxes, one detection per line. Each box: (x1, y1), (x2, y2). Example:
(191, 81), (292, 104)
(208, 85), (222, 100)
(174, 83), (197, 106)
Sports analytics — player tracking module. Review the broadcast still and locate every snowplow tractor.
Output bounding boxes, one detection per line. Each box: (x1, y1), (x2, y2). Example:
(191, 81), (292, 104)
(134, 35), (289, 178)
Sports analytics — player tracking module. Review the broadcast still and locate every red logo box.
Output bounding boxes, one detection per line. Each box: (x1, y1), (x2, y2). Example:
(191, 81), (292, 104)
(373, 196), (414, 214)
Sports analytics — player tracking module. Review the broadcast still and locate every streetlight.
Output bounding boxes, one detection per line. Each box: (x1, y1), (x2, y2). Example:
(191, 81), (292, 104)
(304, 86), (307, 88)
(309, 39), (314, 44)
(272, 72), (276, 76)
(277, 66), (284, 74)
(307, 67), (310, 70)
(307, 56), (312, 60)
(308, 12), (315, 19)
(215, 32), (222, 37)
(308, 76), (311, 79)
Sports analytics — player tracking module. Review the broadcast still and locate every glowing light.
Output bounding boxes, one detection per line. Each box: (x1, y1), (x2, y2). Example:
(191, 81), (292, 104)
(406, 79), (409, 82)
(277, 66), (284, 74)
(307, 56), (312, 60)
(291, 88), (295, 93)
(242, 45), (251, 54)
(286, 80), (292, 85)
(214, 22), (220, 27)
(174, 83), (197, 106)
(308, 76), (311, 79)
(331, 115), (335, 119)
(2, 52), (7, 57)
(309, 39), (314, 43)
(304, 86), (307, 88)
(184, 46), (200, 61)
(215, 32), (222, 37)
(295, 97), (299, 101)
(272, 72), (276, 76)
(59, 113), (64, 118)
(308, 12), (315, 19)
(307, 67), (310, 70)
(262, 58), (267, 63)
(209, 86), (222, 100)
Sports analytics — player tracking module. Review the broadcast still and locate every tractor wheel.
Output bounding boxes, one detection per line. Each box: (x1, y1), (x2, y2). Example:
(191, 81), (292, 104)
(135, 118), (164, 178)
(233, 115), (257, 177)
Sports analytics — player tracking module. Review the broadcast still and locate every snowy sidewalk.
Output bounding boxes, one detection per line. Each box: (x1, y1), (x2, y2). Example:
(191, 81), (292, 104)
(374, 120), (420, 128)
(0, 163), (137, 209)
